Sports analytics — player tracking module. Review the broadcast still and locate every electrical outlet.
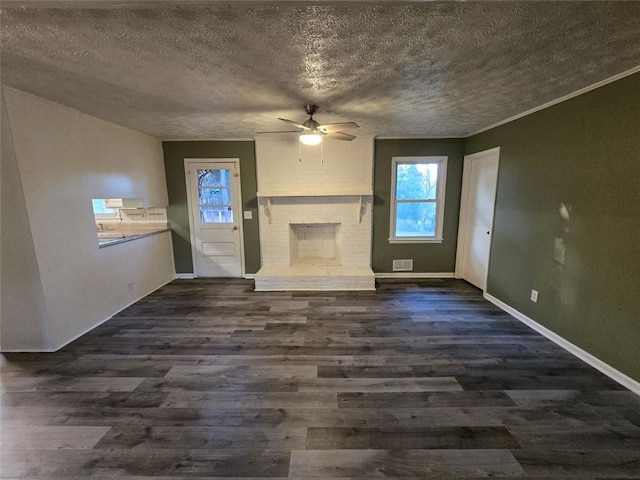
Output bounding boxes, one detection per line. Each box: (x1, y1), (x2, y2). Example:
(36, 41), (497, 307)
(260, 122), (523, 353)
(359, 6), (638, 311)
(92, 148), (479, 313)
(126, 281), (134, 292)
(243, 211), (253, 220)
(530, 289), (539, 303)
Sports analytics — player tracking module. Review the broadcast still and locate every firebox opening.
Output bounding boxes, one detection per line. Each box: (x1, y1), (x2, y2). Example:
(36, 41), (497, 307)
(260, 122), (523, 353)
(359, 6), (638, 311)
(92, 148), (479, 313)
(289, 223), (342, 266)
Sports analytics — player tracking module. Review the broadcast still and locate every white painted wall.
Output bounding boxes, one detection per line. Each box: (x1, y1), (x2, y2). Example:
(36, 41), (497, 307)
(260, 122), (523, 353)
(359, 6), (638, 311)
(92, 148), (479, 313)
(255, 135), (374, 195)
(1, 87), (51, 350)
(0, 87), (174, 351)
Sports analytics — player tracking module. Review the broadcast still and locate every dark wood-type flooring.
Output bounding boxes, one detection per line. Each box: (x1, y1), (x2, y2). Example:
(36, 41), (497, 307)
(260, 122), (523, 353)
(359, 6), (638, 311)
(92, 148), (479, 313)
(2, 278), (639, 478)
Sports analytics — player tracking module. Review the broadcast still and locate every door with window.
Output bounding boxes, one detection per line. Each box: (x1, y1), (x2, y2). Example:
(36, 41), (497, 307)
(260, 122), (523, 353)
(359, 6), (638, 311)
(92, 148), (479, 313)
(185, 160), (243, 277)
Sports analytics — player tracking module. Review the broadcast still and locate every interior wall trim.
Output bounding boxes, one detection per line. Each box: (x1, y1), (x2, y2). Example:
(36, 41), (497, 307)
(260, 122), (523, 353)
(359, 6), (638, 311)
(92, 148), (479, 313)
(374, 136), (466, 140)
(175, 273), (254, 279)
(375, 272), (455, 279)
(2, 307), (119, 353)
(47, 278), (176, 352)
(469, 65), (640, 137)
(163, 138), (255, 142)
(0, 345), (56, 353)
(484, 292), (640, 397)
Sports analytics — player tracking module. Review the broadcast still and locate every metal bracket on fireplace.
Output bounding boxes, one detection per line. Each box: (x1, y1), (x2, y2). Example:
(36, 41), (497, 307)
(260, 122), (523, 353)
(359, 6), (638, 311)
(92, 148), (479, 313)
(263, 197), (273, 224)
(358, 196), (367, 223)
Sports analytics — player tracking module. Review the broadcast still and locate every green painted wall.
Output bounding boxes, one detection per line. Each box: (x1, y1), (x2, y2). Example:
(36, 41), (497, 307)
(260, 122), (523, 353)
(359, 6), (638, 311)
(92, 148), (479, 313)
(466, 73), (640, 382)
(162, 141), (261, 275)
(372, 139), (465, 273)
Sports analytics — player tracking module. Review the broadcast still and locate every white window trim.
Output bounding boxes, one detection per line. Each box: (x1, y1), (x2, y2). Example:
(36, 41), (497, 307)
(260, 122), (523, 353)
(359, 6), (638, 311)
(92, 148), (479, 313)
(389, 156), (448, 243)
(92, 198), (120, 219)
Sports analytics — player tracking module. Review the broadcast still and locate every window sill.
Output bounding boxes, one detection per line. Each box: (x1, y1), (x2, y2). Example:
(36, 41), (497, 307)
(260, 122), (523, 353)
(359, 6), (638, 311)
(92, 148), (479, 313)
(388, 238), (444, 244)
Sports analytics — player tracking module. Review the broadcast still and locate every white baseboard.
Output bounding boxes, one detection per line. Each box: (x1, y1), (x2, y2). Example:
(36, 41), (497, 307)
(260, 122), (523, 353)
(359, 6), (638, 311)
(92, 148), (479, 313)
(375, 272), (455, 279)
(176, 273), (256, 280)
(484, 292), (640, 396)
(1, 345), (56, 353)
(52, 314), (114, 352)
(176, 273), (256, 279)
(50, 277), (176, 352)
(175, 273), (195, 279)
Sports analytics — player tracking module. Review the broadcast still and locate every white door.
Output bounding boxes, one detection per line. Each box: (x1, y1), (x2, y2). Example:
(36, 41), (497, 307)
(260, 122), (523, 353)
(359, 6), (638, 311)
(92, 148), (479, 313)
(455, 148), (500, 290)
(186, 160), (243, 277)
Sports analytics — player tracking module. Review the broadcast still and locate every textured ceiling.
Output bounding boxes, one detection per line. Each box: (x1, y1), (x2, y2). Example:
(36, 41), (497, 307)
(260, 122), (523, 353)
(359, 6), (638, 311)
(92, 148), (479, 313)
(1, 1), (640, 139)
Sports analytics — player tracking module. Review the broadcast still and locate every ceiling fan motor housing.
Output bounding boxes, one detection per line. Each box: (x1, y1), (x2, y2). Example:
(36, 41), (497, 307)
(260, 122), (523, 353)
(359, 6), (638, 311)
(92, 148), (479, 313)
(303, 118), (321, 131)
(304, 104), (319, 116)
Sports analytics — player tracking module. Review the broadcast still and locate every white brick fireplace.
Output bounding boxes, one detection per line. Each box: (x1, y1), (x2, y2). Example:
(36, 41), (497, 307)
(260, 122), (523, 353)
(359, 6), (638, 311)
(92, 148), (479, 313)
(254, 135), (375, 291)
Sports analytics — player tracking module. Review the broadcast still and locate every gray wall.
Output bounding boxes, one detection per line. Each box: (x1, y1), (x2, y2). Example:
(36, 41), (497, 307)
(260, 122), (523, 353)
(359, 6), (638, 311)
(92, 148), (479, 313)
(162, 141), (261, 275)
(372, 139), (465, 273)
(466, 73), (640, 382)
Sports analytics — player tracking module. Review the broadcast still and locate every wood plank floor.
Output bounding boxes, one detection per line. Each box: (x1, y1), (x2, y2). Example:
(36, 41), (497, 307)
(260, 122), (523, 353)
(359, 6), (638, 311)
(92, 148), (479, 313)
(2, 278), (639, 479)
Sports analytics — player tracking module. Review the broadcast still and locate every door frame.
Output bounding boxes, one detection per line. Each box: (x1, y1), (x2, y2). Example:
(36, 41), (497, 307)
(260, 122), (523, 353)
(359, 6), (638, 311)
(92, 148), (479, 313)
(184, 158), (245, 278)
(454, 146), (500, 291)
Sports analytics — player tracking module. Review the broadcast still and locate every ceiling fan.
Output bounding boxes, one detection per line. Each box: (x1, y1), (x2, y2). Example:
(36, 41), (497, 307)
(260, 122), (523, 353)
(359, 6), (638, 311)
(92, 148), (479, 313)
(257, 104), (359, 145)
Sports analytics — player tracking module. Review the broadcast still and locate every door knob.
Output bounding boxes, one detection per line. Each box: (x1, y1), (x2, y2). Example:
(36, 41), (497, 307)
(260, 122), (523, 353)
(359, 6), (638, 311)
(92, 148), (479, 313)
(487, 231), (490, 235)
(233, 226), (239, 231)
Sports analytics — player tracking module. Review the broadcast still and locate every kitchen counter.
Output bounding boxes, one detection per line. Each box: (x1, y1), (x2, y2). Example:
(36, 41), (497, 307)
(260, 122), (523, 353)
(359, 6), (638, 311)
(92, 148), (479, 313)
(97, 226), (170, 248)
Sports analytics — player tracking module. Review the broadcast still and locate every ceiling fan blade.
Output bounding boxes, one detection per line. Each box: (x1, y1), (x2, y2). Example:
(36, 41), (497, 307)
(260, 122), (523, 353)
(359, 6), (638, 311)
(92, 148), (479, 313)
(255, 130), (302, 134)
(326, 131), (357, 141)
(319, 122), (359, 132)
(278, 118), (309, 130)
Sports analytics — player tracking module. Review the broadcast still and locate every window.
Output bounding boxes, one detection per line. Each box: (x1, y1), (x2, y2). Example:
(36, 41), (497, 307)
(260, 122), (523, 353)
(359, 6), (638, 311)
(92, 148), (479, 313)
(91, 198), (118, 218)
(389, 156), (448, 243)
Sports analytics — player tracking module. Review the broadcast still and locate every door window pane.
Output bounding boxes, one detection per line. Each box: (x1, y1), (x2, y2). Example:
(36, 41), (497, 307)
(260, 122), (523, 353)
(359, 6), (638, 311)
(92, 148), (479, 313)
(198, 187), (232, 206)
(200, 206), (233, 223)
(198, 169), (231, 187)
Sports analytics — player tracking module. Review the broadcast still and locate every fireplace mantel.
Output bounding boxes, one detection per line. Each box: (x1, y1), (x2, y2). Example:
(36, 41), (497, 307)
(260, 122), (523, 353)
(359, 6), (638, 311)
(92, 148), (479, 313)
(256, 191), (372, 197)
(258, 192), (372, 224)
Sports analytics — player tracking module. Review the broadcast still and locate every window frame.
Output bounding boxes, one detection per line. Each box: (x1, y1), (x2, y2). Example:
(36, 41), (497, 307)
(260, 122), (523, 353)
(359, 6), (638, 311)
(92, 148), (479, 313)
(389, 156), (448, 243)
(91, 198), (119, 219)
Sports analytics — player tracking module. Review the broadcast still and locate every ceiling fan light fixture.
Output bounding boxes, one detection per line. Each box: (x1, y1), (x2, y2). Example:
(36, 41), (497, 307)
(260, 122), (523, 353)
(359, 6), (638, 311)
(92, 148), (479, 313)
(256, 105), (358, 144)
(299, 132), (322, 146)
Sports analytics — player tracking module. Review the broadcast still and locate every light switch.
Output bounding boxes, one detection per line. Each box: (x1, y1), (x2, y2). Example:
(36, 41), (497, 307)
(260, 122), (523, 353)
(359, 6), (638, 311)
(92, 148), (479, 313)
(243, 210), (253, 220)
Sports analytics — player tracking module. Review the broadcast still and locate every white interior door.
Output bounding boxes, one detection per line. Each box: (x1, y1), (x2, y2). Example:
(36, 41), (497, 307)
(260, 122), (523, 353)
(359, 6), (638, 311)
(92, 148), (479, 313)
(186, 160), (243, 277)
(456, 148), (500, 290)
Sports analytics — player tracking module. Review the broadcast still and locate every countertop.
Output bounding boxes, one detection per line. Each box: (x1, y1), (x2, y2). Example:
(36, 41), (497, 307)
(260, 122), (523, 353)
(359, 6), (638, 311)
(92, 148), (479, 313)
(97, 226), (170, 248)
